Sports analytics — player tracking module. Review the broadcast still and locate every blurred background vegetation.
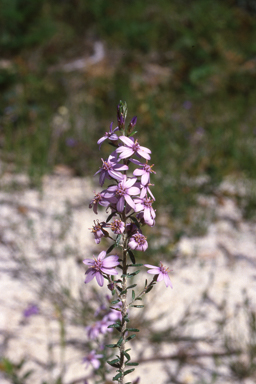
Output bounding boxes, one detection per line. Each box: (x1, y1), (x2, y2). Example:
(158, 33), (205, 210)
(2, 2), (256, 383)
(1, 0), (256, 243)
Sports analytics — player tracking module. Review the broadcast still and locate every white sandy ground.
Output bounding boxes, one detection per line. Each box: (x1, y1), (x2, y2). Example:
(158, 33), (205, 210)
(0, 173), (256, 384)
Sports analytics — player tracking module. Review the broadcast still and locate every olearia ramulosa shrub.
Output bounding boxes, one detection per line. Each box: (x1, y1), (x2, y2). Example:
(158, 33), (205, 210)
(83, 101), (172, 383)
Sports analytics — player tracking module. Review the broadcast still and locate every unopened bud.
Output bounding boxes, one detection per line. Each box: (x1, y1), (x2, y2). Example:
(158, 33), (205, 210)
(127, 115), (137, 135)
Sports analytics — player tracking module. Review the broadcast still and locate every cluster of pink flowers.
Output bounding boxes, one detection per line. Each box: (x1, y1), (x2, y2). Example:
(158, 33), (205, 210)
(84, 104), (172, 288)
(89, 117), (156, 226)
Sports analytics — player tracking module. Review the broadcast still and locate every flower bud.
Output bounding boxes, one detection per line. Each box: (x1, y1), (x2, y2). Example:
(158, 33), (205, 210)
(127, 116), (137, 135)
(117, 101), (127, 130)
(107, 282), (115, 291)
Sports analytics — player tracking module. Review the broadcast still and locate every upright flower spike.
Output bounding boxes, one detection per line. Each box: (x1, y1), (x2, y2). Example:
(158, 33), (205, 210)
(86, 102), (164, 383)
(83, 251), (119, 287)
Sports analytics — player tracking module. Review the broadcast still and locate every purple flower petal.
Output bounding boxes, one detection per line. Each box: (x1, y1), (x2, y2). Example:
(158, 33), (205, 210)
(102, 255), (119, 267)
(144, 207), (151, 222)
(139, 145), (151, 154)
(163, 273), (173, 288)
(147, 268), (161, 275)
(119, 136), (134, 146)
(85, 269), (96, 283)
(114, 164), (129, 171)
(157, 273), (164, 282)
(101, 267), (118, 275)
(133, 169), (145, 176)
(137, 148), (151, 160)
(141, 172), (150, 185)
(83, 259), (95, 265)
(129, 239), (137, 250)
(127, 186), (140, 196)
(125, 195), (136, 211)
(97, 137), (107, 146)
(117, 196), (125, 212)
(96, 272), (104, 287)
(124, 177), (137, 188)
(109, 133), (119, 141)
(108, 170), (123, 181)
(98, 251), (106, 261)
(118, 148), (134, 159)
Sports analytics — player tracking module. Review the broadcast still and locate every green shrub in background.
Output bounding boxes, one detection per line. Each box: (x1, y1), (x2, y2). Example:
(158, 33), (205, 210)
(0, 0), (55, 52)
(1, 0), (256, 241)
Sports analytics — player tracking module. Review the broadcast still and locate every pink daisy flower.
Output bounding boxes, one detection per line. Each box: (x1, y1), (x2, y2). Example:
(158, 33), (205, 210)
(144, 262), (173, 288)
(116, 136), (151, 160)
(83, 251), (119, 287)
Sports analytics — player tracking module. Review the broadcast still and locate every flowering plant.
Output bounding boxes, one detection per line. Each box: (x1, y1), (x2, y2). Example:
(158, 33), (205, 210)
(84, 101), (172, 383)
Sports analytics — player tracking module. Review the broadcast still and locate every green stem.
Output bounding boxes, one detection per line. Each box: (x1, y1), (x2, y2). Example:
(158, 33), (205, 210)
(118, 213), (129, 384)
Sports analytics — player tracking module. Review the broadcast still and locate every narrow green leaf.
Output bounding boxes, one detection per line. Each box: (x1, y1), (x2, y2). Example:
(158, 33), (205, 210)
(108, 358), (120, 364)
(126, 334), (136, 341)
(110, 306), (121, 312)
(145, 285), (154, 293)
(128, 249), (136, 264)
(132, 290), (135, 301)
(128, 263), (143, 267)
(117, 337), (124, 347)
(126, 328), (139, 332)
(106, 344), (118, 348)
(116, 234), (122, 246)
(135, 297), (142, 300)
(127, 284), (137, 289)
(124, 368), (135, 375)
(126, 362), (139, 366)
(108, 323), (121, 329)
(123, 351), (130, 361)
(111, 299), (120, 304)
(113, 372), (122, 380)
(106, 211), (116, 223)
(128, 131), (138, 137)
(130, 216), (140, 227)
(121, 272), (139, 278)
(120, 288), (127, 295)
(107, 359), (120, 368)
(107, 243), (115, 254)
(130, 270), (140, 276)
